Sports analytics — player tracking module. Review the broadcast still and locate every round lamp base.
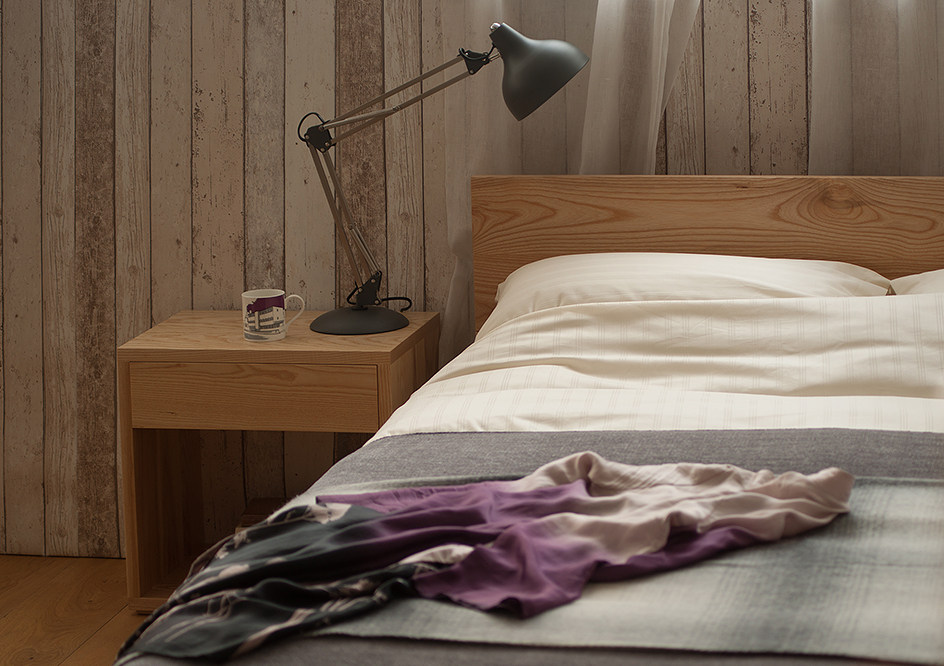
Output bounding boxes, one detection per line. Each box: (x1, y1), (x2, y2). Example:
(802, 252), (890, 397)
(310, 306), (409, 335)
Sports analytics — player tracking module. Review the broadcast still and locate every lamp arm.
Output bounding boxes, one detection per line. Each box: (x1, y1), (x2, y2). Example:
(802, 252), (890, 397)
(330, 69), (472, 144)
(298, 45), (496, 318)
(300, 48), (497, 150)
(331, 54), (465, 126)
(304, 141), (371, 285)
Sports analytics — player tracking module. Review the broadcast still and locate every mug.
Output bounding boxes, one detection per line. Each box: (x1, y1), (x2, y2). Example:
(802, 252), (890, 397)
(242, 289), (305, 341)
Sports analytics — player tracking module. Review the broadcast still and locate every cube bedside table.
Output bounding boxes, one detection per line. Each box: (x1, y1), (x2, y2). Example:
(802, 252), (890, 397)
(118, 310), (439, 613)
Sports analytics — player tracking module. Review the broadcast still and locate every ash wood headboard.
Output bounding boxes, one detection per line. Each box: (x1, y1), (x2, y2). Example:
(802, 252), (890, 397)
(471, 175), (944, 331)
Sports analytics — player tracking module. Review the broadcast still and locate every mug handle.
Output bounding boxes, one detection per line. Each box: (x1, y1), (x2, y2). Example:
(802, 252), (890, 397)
(285, 294), (305, 331)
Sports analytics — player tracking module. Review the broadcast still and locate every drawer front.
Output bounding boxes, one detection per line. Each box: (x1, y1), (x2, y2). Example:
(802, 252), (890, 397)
(129, 362), (379, 432)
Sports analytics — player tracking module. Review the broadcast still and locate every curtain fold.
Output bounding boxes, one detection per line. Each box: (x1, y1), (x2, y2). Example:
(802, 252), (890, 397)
(436, 0), (701, 360)
(809, 0), (944, 176)
(580, 0), (701, 174)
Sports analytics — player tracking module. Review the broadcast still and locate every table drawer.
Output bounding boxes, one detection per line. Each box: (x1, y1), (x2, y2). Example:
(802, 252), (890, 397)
(129, 362), (379, 432)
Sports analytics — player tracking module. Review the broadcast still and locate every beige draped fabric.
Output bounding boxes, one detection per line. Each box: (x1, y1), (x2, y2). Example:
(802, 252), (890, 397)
(809, 0), (944, 175)
(434, 0), (701, 360)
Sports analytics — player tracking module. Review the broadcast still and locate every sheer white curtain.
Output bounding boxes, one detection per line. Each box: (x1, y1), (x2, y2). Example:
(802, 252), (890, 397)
(809, 0), (944, 175)
(434, 0), (701, 360)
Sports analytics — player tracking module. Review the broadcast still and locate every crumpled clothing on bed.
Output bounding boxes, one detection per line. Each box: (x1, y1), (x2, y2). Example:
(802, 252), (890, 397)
(116, 452), (853, 663)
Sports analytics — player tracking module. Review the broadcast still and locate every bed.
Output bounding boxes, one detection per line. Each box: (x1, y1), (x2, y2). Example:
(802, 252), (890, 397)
(118, 175), (944, 666)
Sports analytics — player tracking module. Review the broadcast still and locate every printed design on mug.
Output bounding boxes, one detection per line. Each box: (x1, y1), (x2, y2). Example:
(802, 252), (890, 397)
(244, 296), (285, 340)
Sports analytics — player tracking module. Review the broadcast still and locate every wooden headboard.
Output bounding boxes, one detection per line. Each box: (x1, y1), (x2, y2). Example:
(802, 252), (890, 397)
(471, 175), (944, 331)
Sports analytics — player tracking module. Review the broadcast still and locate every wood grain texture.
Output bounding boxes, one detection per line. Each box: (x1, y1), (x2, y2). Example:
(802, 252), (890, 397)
(116, 0), (151, 347)
(245, 0), (285, 291)
(385, 0), (425, 308)
(851, 1), (900, 175)
(76, 0), (120, 559)
(129, 362), (381, 431)
(897, 0), (942, 175)
(0, 0), (5, 555)
(385, 325), (439, 419)
(0, 556), (127, 665)
(59, 605), (143, 666)
(192, 0), (245, 310)
(471, 174), (944, 329)
(0, 556), (143, 665)
(285, 0), (335, 310)
(118, 310), (439, 609)
(703, 0), (750, 174)
(42, 0), (78, 557)
(420, 0), (451, 318)
(150, 0), (193, 324)
(336, 0), (386, 303)
(117, 310), (440, 363)
(3, 0), (45, 555)
(749, 0), (808, 174)
(120, 425), (203, 606)
(199, 429), (245, 544)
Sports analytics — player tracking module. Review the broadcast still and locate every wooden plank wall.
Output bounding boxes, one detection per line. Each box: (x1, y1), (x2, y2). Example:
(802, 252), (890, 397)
(0, 0), (812, 556)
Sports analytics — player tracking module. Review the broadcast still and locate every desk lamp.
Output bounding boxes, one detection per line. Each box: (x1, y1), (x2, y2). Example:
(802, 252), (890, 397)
(300, 22), (589, 335)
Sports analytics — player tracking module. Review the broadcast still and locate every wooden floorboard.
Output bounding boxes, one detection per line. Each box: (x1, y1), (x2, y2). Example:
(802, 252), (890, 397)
(0, 555), (141, 666)
(60, 606), (144, 666)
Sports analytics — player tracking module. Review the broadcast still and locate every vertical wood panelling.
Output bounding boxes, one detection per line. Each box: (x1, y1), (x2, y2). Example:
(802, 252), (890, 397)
(704, 0), (750, 174)
(748, 0), (808, 174)
(116, 0), (151, 347)
(192, 0), (248, 542)
(0, 0), (4, 552)
(2, 0), (45, 555)
(115, 0), (151, 556)
(285, 0), (334, 310)
(421, 0), (450, 317)
(76, 0), (119, 557)
(246, 0), (286, 292)
(896, 0), (937, 175)
(336, 0), (386, 304)
(851, 1), (900, 175)
(42, 0), (78, 557)
(245, 0), (287, 500)
(937, 1), (944, 175)
(0, 0), (828, 556)
(385, 0), (425, 309)
(655, 114), (668, 175)
(192, 0), (246, 311)
(151, 0), (193, 325)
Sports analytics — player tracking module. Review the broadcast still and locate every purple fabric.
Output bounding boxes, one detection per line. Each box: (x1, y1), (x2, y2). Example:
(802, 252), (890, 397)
(321, 481), (764, 618)
(120, 454), (851, 662)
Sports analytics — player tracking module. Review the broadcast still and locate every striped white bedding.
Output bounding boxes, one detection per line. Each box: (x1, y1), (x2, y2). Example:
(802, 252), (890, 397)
(374, 293), (944, 439)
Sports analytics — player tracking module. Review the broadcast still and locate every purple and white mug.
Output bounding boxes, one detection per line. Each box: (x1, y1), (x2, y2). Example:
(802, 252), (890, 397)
(242, 289), (305, 341)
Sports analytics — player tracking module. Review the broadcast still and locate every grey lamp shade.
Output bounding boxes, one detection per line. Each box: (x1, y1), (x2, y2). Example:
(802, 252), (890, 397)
(489, 23), (589, 121)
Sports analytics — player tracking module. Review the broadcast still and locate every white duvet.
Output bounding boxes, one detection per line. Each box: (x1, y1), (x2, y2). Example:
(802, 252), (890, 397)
(375, 294), (944, 438)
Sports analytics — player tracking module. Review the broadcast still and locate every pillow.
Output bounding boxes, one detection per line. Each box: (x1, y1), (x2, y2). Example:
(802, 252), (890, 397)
(479, 252), (892, 336)
(891, 268), (944, 294)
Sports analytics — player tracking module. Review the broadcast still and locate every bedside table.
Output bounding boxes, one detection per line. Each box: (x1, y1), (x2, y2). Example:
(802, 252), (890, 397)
(118, 310), (439, 613)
